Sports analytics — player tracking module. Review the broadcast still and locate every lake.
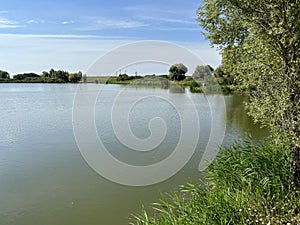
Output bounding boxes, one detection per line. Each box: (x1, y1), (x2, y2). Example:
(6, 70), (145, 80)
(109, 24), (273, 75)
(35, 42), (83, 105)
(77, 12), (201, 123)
(0, 83), (267, 225)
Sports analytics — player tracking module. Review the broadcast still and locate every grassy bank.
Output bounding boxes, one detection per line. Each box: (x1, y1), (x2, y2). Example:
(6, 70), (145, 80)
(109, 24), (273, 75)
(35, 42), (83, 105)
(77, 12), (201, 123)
(132, 138), (300, 225)
(85, 75), (244, 94)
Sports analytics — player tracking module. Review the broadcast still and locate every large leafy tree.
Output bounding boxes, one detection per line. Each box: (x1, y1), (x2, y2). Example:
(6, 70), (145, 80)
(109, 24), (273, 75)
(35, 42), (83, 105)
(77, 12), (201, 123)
(169, 63), (188, 81)
(42, 69), (69, 82)
(192, 65), (214, 80)
(198, 0), (300, 187)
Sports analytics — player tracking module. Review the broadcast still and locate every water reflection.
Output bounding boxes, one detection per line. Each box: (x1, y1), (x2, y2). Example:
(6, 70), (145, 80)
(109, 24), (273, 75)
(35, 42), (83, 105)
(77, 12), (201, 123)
(0, 84), (268, 225)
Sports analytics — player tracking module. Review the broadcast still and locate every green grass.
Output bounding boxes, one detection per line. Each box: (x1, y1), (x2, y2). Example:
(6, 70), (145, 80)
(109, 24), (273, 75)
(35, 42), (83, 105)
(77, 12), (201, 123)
(131, 137), (300, 225)
(83, 75), (246, 94)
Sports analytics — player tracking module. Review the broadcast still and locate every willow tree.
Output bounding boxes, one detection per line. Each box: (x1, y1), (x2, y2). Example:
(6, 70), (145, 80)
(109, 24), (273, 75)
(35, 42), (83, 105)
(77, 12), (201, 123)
(198, 0), (300, 188)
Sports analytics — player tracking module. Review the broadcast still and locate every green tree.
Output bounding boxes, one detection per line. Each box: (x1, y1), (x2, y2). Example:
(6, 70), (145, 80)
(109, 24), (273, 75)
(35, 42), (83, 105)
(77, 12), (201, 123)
(77, 71), (82, 82)
(68, 71), (82, 83)
(118, 74), (129, 81)
(0, 70), (10, 79)
(43, 69), (69, 82)
(214, 65), (235, 85)
(198, 0), (300, 187)
(42, 71), (50, 77)
(169, 63), (188, 81)
(13, 73), (40, 80)
(68, 73), (77, 83)
(40, 69), (69, 82)
(192, 65), (214, 80)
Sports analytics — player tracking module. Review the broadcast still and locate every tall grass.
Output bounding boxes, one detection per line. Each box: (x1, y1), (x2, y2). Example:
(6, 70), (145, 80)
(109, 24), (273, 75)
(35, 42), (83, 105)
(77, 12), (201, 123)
(131, 138), (300, 225)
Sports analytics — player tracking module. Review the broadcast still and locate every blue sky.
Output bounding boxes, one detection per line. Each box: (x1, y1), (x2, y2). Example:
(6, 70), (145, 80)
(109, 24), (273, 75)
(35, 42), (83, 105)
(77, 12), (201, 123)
(0, 0), (221, 75)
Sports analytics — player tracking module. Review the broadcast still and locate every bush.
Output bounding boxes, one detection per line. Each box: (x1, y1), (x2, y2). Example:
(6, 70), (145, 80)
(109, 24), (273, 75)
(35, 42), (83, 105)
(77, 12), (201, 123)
(132, 138), (300, 225)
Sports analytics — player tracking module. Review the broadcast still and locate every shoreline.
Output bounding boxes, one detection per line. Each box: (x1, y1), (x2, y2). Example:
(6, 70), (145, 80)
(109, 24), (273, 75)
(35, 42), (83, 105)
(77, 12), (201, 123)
(0, 75), (246, 95)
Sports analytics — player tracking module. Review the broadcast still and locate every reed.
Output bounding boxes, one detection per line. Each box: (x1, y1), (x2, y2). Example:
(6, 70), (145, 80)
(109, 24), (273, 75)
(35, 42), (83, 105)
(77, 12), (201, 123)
(131, 137), (300, 225)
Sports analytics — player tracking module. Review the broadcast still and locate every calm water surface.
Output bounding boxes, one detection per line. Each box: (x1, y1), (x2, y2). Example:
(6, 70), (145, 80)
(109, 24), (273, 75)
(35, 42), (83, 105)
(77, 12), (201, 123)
(0, 83), (267, 225)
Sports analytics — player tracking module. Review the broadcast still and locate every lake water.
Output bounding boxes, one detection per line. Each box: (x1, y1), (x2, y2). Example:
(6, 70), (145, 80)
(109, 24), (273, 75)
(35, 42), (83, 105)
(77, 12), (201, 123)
(0, 83), (267, 225)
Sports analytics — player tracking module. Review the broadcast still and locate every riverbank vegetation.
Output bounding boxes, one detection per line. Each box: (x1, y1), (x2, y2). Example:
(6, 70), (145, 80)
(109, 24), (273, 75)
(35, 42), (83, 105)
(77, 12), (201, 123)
(132, 138), (300, 225)
(199, 0), (300, 187)
(0, 69), (83, 83)
(132, 0), (300, 223)
(0, 63), (242, 94)
(84, 63), (241, 94)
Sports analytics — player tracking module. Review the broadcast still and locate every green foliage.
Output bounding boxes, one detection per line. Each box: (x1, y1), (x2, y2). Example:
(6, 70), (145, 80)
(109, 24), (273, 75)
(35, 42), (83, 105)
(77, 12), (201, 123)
(158, 75), (169, 80)
(42, 69), (69, 82)
(68, 71), (82, 83)
(117, 74), (132, 81)
(192, 65), (214, 80)
(130, 76), (170, 89)
(68, 74), (77, 83)
(214, 65), (236, 86)
(6, 69), (83, 83)
(0, 70), (10, 79)
(198, 0), (300, 187)
(13, 73), (40, 80)
(132, 138), (300, 225)
(169, 63), (188, 81)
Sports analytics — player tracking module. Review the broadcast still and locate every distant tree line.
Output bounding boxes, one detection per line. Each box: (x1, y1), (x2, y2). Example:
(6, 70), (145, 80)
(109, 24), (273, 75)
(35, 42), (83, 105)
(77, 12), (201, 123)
(117, 73), (143, 81)
(1, 65), (237, 88)
(168, 63), (236, 86)
(0, 69), (83, 83)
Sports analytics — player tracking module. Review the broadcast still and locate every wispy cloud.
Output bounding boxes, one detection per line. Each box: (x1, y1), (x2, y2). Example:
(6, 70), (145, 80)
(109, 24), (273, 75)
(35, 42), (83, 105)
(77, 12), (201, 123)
(124, 5), (177, 15)
(0, 33), (131, 40)
(95, 19), (146, 28)
(0, 33), (219, 75)
(0, 33), (137, 74)
(156, 17), (196, 25)
(136, 15), (196, 25)
(157, 27), (199, 31)
(27, 19), (39, 24)
(125, 5), (196, 18)
(62, 20), (74, 25)
(77, 18), (148, 31)
(0, 18), (22, 29)
(124, 4), (198, 31)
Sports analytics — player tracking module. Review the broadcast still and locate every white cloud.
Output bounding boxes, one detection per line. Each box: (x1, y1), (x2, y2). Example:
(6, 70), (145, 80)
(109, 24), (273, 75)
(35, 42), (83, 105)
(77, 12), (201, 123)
(136, 15), (196, 25)
(157, 27), (199, 31)
(62, 20), (74, 25)
(0, 33), (220, 75)
(0, 33), (130, 40)
(0, 33), (134, 74)
(158, 17), (196, 25)
(179, 42), (222, 68)
(0, 18), (22, 29)
(95, 19), (146, 28)
(124, 5), (198, 31)
(27, 19), (39, 24)
(124, 5), (176, 15)
(77, 18), (148, 31)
